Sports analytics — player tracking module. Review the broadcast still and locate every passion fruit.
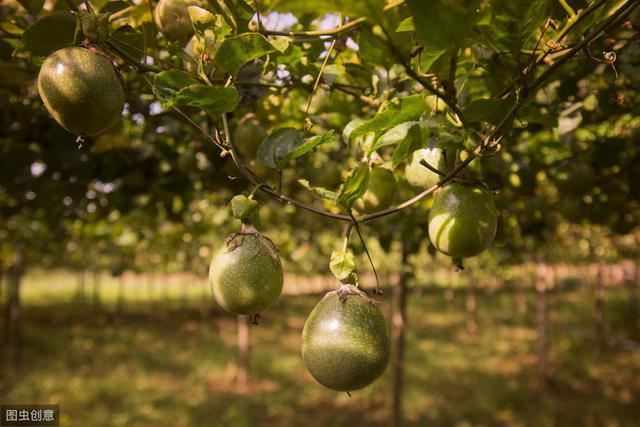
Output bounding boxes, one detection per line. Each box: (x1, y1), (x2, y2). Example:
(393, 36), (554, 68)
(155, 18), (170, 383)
(209, 230), (283, 315)
(428, 183), (498, 258)
(404, 148), (446, 189)
(301, 285), (390, 392)
(354, 167), (397, 214)
(38, 47), (124, 137)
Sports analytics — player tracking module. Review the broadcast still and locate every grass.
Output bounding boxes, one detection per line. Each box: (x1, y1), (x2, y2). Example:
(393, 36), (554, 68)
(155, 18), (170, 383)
(1, 271), (639, 426)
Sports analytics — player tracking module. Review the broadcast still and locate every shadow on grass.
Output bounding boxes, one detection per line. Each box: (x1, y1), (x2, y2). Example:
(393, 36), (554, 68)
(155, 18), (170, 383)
(0, 288), (639, 426)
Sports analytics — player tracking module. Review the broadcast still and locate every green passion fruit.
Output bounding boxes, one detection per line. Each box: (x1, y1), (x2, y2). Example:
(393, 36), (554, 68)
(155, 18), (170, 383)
(38, 47), (124, 137)
(154, 0), (199, 43)
(428, 183), (498, 258)
(404, 148), (446, 189)
(354, 167), (397, 214)
(209, 231), (283, 315)
(301, 285), (390, 392)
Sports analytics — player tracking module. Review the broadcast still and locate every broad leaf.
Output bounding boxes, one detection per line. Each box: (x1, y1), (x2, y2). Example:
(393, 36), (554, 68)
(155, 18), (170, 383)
(357, 28), (390, 67)
(257, 128), (304, 169)
(298, 179), (338, 202)
(419, 49), (447, 73)
(392, 126), (428, 167)
(171, 85), (241, 116)
(330, 250), (356, 282)
(109, 26), (144, 61)
(214, 33), (288, 75)
(20, 11), (76, 57)
(407, 0), (484, 50)
(369, 121), (419, 154)
(153, 70), (199, 105)
(337, 163), (370, 209)
(477, 0), (551, 53)
(276, 130), (335, 168)
(350, 95), (426, 141)
(396, 17), (414, 32)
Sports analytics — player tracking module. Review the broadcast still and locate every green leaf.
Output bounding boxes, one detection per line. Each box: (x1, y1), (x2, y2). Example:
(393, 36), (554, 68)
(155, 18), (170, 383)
(350, 95), (426, 141)
(20, 11), (76, 57)
(171, 85), (241, 116)
(153, 70), (200, 106)
(109, 26), (144, 61)
(330, 250), (356, 282)
(419, 49), (447, 73)
(337, 163), (370, 209)
(357, 28), (390, 67)
(298, 179), (338, 202)
(392, 125), (428, 167)
(369, 121), (419, 154)
(465, 98), (512, 124)
(17, 0), (44, 14)
(276, 130), (335, 168)
(477, 0), (551, 53)
(257, 128), (304, 169)
(269, 37), (289, 53)
(407, 0), (483, 50)
(342, 118), (366, 143)
(216, 0), (254, 31)
(214, 33), (288, 76)
(396, 17), (414, 32)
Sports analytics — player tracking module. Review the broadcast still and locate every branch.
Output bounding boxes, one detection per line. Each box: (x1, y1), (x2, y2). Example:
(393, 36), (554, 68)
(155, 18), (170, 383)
(259, 0), (405, 38)
(529, 0), (639, 92)
(105, 39), (161, 73)
(221, 114), (353, 221)
(497, 0), (610, 98)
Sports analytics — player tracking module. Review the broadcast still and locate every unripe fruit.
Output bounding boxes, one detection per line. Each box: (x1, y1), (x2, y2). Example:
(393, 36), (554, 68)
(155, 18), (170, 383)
(301, 285), (390, 391)
(404, 148), (446, 189)
(428, 183), (498, 258)
(354, 167), (396, 214)
(38, 47), (124, 136)
(154, 0), (198, 43)
(209, 231), (283, 314)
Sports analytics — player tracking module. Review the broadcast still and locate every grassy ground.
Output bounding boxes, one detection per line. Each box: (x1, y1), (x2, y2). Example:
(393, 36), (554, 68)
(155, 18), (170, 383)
(1, 272), (639, 427)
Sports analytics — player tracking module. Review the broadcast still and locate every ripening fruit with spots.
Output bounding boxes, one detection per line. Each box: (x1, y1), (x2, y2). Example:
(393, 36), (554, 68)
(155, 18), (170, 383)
(209, 231), (283, 315)
(301, 285), (390, 392)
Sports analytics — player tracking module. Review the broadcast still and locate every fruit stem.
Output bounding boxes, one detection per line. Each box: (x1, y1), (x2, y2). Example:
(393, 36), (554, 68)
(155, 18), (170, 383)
(249, 184), (266, 199)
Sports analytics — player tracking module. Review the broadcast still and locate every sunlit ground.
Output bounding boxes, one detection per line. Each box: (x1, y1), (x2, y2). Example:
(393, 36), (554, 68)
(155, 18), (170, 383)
(1, 272), (639, 426)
